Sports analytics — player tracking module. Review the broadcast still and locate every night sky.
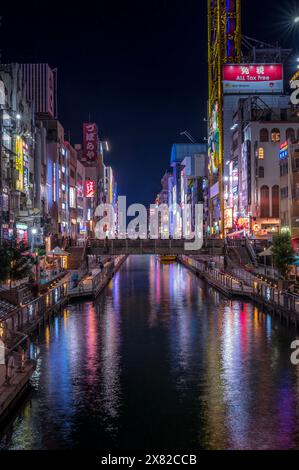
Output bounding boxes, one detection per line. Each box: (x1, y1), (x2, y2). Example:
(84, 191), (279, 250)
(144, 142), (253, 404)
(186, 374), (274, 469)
(0, 0), (297, 205)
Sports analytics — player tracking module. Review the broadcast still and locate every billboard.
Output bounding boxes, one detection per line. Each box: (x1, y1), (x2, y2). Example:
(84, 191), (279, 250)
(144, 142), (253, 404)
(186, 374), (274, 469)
(83, 123), (98, 164)
(223, 64), (283, 94)
(208, 101), (220, 176)
(15, 136), (24, 192)
(85, 180), (95, 198)
(224, 208), (233, 229)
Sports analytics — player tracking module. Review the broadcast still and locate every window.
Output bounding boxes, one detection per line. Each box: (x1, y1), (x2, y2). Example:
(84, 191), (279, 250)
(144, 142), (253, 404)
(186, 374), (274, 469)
(295, 158), (299, 170)
(260, 185), (270, 217)
(280, 187), (288, 199)
(280, 161), (288, 176)
(258, 147), (264, 159)
(271, 128), (280, 142)
(286, 128), (295, 142)
(272, 185), (279, 217)
(70, 187), (76, 208)
(258, 166), (264, 178)
(260, 128), (269, 142)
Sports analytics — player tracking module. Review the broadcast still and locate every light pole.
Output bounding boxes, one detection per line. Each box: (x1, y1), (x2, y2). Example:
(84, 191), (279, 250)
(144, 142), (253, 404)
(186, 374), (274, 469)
(31, 227), (40, 284)
(31, 227), (37, 252)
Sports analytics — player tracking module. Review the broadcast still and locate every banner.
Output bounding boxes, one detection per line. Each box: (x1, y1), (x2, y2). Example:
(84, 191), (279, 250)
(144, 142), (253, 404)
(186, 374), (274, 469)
(83, 123), (98, 163)
(223, 64), (283, 94)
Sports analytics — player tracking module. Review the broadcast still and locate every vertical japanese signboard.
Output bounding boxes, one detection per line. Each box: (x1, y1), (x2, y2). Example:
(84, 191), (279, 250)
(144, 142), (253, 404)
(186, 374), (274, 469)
(15, 136), (24, 192)
(83, 123), (98, 164)
(85, 180), (95, 198)
(47, 67), (55, 118)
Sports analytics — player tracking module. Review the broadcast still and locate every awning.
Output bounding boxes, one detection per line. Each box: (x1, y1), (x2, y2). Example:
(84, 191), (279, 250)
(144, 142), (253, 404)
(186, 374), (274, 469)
(258, 247), (273, 257)
(292, 256), (299, 266)
(47, 246), (70, 256)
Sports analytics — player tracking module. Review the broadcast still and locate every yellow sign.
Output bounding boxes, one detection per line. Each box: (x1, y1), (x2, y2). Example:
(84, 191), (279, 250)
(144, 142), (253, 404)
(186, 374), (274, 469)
(290, 70), (299, 83)
(15, 136), (23, 191)
(224, 208), (233, 229)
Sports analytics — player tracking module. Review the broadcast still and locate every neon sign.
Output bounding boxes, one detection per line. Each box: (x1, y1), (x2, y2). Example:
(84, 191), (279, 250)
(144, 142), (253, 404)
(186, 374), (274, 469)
(279, 141), (288, 160)
(85, 180), (95, 198)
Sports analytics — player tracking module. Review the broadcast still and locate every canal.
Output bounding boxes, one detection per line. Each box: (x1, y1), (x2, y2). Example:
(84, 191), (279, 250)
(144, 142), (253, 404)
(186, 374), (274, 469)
(0, 255), (299, 450)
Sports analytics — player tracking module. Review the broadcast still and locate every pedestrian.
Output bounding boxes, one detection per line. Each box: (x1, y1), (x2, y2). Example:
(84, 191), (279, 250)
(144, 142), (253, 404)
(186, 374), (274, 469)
(6, 354), (15, 385)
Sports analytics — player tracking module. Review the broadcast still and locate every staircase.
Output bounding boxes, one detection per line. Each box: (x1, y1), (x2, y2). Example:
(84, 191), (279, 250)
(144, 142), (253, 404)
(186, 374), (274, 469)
(68, 246), (85, 270)
(226, 238), (257, 269)
(21, 286), (35, 305)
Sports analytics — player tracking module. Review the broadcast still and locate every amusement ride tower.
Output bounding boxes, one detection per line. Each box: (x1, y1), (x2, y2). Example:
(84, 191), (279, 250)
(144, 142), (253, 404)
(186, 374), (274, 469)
(207, 0), (241, 236)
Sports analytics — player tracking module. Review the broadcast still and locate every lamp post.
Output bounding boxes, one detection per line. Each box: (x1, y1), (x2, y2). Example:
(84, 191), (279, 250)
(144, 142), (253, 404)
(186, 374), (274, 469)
(31, 227), (37, 252)
(31, 227), (40, 284)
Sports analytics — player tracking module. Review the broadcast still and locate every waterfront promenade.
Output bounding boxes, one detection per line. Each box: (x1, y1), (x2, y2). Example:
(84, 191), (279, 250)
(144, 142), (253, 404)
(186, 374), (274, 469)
(0, 254), (127, 424)
(179, 255), (299, 329)
(0, 350), (36, 424)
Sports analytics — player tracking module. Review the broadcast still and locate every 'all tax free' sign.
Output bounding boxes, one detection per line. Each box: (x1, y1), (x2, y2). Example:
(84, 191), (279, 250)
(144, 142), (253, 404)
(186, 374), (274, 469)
(223, 64), (283, 94)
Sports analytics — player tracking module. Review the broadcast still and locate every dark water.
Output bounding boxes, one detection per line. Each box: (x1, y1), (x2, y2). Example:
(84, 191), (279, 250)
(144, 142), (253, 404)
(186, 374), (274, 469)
(1, 255), (299, 450)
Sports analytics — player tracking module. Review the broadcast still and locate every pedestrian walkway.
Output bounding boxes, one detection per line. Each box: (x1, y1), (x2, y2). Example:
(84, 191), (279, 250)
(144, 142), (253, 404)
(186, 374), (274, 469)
(69, 255), (127, 299)
(179, 255), (299, 329)
(0, 349), (36, 423)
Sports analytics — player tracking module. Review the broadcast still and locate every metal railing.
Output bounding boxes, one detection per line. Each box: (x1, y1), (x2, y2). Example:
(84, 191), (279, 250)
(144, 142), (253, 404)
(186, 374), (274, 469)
(180, 255), (299, 315)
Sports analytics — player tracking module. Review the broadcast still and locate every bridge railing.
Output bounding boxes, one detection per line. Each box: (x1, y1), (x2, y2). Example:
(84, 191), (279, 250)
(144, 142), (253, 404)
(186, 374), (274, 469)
(88, 238), (225, 254)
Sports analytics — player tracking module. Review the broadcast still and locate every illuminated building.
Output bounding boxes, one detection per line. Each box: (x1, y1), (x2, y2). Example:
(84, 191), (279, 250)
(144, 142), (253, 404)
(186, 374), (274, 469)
(0, 63), (37, 244)
(279, 140), (299, 239)
(180, 154), (206, 234)
(228, 96), (299, 238)
(76, 159), (87, 239)
(65, 141), (78, 242)
(167, 144), (207, 237)
(155, 171), (172, 237)
(21, 64), (57, 119)
(207, 0), (241, 236)
(42, 119), (66, 241)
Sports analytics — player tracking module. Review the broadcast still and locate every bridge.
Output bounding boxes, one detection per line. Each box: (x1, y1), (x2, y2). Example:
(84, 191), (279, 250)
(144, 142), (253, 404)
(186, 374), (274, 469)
(88, 238), (225, 256)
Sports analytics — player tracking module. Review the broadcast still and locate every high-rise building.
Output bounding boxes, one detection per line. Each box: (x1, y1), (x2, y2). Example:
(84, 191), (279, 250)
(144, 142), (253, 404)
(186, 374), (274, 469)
(279, 140), (299, 238)
(21, 64), (57, 119)
(65, 141), (78, 241)
(227, 96), (299, 238)
(0, 63), (37, 244)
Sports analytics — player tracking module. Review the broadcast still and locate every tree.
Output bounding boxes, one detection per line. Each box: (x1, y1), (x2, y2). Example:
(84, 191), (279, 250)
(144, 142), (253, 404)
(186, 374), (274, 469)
(0, 242), (34, 289)
(272, 232), (295, 280)
(0, 246), (10, 284)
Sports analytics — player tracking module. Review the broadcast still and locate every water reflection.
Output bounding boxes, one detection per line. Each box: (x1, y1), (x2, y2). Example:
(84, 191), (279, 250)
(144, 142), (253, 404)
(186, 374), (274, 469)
(0, 255), (299, 450)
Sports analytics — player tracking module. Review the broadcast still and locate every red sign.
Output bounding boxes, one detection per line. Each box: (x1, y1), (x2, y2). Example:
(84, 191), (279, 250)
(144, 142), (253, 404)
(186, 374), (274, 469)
(85, 180), (95, 198)
(223, 64), (283, 94)
(83, 123), (98, 163)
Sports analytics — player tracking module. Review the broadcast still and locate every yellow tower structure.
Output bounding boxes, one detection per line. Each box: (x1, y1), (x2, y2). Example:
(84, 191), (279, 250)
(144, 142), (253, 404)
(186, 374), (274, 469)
(207, 0), (241, 236)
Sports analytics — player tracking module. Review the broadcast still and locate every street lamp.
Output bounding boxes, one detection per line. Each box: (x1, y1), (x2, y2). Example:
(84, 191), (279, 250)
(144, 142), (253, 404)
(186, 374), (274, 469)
(295, 17), (299, 24)
(31, 227), (37, 252)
